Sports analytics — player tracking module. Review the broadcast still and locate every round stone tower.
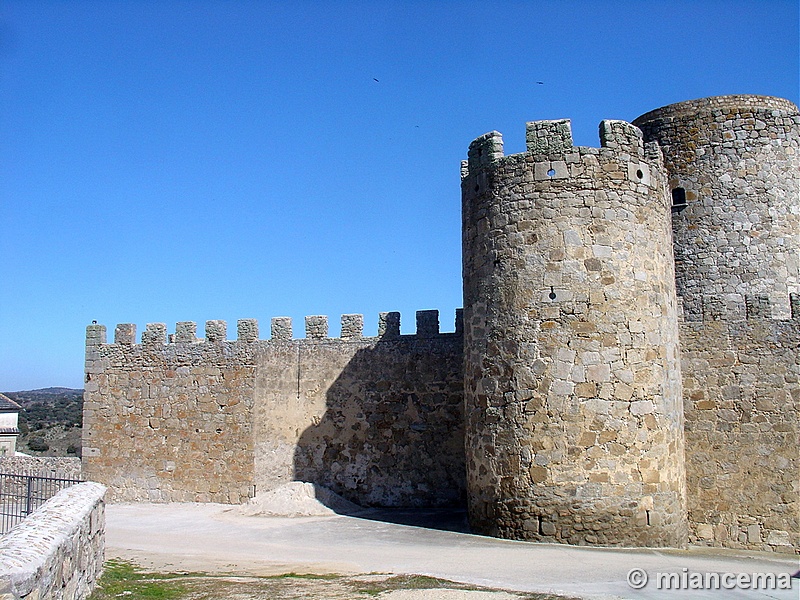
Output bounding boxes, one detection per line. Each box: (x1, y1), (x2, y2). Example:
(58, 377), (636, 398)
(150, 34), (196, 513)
(461, 118), (687, 547)
(633, 95), (800, 319)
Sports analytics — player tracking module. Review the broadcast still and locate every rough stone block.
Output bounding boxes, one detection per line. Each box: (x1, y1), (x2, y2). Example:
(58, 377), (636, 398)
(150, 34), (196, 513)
(271, 317), (292, 340)
(526, 119), (573, 154)
(599, 119), (643, 154)
(114, 323), (136, 345)
(766, 530), (791, 546)
(142, 323), (166, 345)
(175, 321), (197, 343)
(340, 314), (363, 340)
(467, 131), (504, 170)
(416, 310), (439, 338)
(747, 524), (761, 543)
(85, 324), (106, 346)
(305, 315), (328, 339)
(378, 312), (400, 338)
(205, 320), (227, 342)
(237, 319), (258, 342)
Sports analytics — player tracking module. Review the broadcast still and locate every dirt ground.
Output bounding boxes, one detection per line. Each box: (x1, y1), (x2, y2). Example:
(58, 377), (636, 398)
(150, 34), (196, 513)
(94, 567), (568, 600)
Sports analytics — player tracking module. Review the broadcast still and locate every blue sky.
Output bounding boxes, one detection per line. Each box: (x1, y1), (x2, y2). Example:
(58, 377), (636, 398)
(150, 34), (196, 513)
(1, 1), (798, 391)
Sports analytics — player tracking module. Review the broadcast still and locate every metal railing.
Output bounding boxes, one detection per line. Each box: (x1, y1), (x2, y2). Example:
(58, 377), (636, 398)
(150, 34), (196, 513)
(0, 472), (82, 533)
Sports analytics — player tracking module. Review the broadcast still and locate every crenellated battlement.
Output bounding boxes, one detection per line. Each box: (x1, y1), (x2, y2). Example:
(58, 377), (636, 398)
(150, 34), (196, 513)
(86, 309), (464, 347)
(679, 293), (800, 322)
(461, 118), (664, 194)
(526, 119), (572, 154)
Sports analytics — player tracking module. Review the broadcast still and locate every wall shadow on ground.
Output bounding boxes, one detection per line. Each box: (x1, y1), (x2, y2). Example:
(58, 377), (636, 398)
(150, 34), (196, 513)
(292, 333), (468, 532)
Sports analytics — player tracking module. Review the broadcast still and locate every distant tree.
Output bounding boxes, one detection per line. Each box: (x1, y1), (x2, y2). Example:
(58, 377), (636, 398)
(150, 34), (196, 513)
(27, 436), (49, 452)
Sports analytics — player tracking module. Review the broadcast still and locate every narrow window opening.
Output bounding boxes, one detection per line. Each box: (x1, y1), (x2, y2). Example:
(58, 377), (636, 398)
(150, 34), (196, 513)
(636, 169), (644, 179)
(671, 187), (687, 213)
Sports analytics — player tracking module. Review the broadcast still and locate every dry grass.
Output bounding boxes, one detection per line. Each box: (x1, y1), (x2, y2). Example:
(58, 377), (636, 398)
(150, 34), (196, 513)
(88, 560), (573, 600)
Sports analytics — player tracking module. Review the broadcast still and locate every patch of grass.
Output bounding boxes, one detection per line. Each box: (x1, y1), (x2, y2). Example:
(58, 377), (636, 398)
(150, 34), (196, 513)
(355, 574), (474, 595)
(89, 561), (575, 599)
(264, 572), (343, 580)
(89, 560), (188, 600)
(354, 574), (575, 599)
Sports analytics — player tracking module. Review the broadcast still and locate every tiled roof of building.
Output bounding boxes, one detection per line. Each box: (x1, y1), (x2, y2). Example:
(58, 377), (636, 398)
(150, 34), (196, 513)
(0, 393), (21, 411)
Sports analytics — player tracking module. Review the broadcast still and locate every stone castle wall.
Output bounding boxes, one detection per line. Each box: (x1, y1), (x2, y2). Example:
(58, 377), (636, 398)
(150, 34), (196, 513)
(633, 95), (800, 553)
(634, 95), (800, 318)
(678, 298), (799, 554)
(83, 321), (258, 504)
(82, 94), (799, 553)
(460, 119), (686, 547)
(83, 311), (465, 507)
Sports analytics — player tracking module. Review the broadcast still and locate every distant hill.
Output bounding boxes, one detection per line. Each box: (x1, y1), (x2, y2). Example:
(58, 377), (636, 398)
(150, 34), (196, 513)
(2, 388), (84, 457)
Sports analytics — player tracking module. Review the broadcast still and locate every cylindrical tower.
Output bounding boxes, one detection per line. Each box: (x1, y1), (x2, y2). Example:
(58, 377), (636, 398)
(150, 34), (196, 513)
(461, 119), (687, 547)
(633, 95), (800, 318)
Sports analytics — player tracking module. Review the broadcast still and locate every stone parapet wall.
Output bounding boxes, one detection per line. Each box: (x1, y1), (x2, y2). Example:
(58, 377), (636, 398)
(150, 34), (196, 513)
(461, 118), (687, 546)
(679, 305), (799, 554)
(634, 94), (798, 123)
(83, 311), (465, 508)
(80, 94), (799, 553)
(0, 481), (106, 600)
(83, 323), (258, 504)
(0, 456), (81, 479)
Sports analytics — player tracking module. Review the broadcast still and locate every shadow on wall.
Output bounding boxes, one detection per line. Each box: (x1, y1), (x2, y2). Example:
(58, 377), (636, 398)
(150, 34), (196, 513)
(290, 324), (466, 522)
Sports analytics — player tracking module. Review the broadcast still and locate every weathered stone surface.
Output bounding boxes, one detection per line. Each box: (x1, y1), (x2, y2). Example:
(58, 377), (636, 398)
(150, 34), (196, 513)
(636, 95), (800, 553)
(82, 332), (259, 504)
(634, 95), (800, 319)
(0, 456), (81, 479)
(0, 482), (105, 600)
(255, 333), (464, 507)
(462, 116), (686, 547)
(83, 314), (465, 508)
(680, 317), (799, 552)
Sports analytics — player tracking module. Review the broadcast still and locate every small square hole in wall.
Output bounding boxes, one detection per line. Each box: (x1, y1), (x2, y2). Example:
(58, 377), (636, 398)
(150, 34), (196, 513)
(671, 187), (687, 212)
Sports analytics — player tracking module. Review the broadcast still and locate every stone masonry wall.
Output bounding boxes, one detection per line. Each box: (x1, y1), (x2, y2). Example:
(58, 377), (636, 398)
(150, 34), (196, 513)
(0, 481), (106, 600)
(461, 119), (687, 547)
(256, 311), (464, 507)
(634, 95), (800, 319)
(0, 456), (81, 479)
(84, 311), (465, 508)
(83, 322), (258, 504)
(679, 299), (799, 554)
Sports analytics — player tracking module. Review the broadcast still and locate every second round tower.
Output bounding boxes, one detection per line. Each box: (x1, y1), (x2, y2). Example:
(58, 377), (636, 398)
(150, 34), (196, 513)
(634, 95), (800, 318)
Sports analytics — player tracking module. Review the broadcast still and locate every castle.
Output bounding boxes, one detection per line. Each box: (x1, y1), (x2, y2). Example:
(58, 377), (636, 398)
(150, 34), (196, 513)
(82, 95), (799, 553)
